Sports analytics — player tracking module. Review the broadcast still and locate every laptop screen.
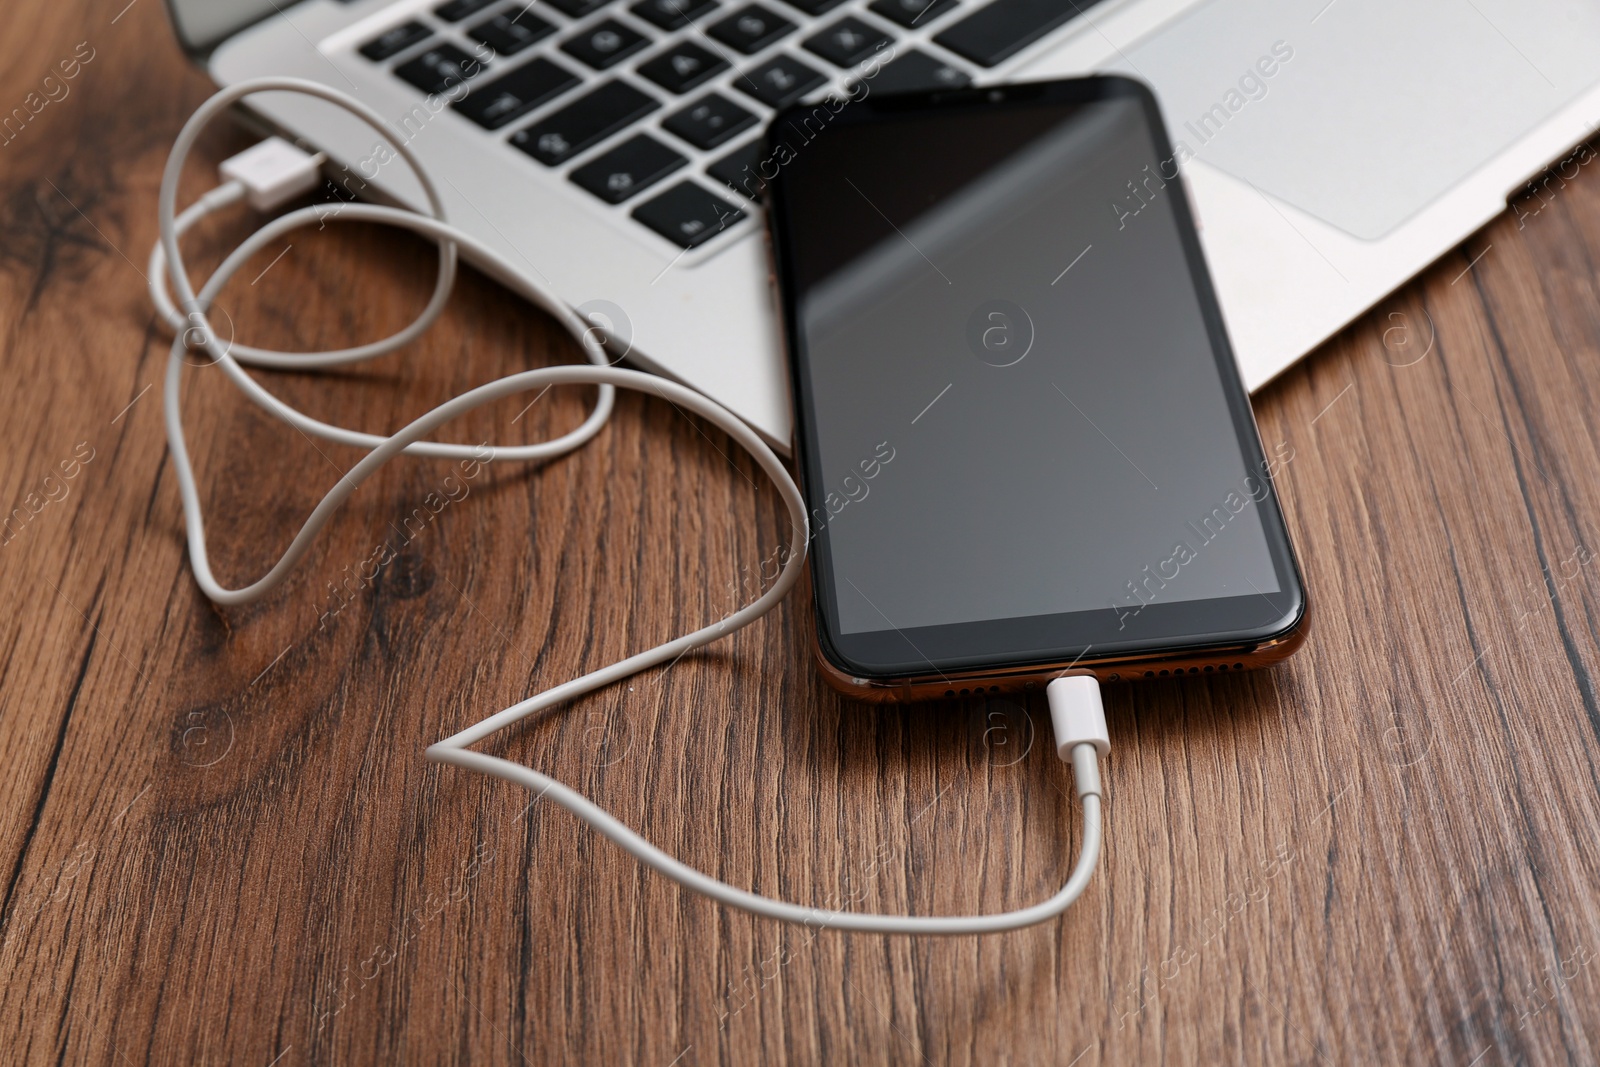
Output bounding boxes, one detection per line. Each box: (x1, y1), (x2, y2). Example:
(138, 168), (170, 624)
(164, 0), (291, 53)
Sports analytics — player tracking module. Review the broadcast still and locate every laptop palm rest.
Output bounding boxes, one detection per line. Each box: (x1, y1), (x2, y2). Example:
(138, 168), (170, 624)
(1115, 0), (1600, 240)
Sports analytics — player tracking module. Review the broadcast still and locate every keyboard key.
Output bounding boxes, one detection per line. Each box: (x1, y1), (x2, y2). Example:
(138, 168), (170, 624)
(735, 54), (825, 108)
(563, 19), (651, 69)
(632, 181), (746, 247)
(544, 0), (616, 16)
(510, 81), (660, 164)
(571, 134), (688, 202)
(663, 93), (757, 149)
(776, 0), (847, 14)
(469, 9), (558, 55)
(707, 140), (765, 199)
(934, 0), (1109, 67)
(708, 4), (796, 54)
(454, 57), (581, 128)
(638, 42), (730, 94)
(434, 0), (496, 21)
(803, 17), (890, 67)
(395, 44), (490, 95)
(868, 0), (956, 28)
(359, 21), (431, 61)
(864, 49), (969, 92)
(630, 0), (718, 30)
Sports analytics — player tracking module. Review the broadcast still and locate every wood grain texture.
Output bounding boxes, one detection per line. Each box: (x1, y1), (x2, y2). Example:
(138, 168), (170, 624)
(4, 3), (1600, 1064)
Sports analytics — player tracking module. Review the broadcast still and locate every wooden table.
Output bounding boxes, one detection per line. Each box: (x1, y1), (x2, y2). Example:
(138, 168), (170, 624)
(6, 3), (1600, 1064)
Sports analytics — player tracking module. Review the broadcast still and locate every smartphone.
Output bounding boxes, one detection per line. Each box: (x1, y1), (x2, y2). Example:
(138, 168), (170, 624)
(763, 75), (1307, 700)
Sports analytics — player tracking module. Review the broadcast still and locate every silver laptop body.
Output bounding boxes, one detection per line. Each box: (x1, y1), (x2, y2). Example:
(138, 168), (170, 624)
(169, 0), (1600, 450)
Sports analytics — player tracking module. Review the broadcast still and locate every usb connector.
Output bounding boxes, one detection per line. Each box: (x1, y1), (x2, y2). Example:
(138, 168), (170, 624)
(1047, 675), (1110, 799)
(217, 136), (326, 212)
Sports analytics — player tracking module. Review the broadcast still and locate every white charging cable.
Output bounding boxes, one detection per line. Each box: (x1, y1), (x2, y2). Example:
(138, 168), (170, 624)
(153, 77), (1109, 934)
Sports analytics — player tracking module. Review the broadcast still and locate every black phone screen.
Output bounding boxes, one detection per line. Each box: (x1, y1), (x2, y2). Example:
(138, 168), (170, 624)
(766, 77), (1303, 676)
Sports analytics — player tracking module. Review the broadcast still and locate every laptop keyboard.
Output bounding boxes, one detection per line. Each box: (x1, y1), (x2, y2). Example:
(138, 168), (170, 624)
(354, 0), (1110, 251)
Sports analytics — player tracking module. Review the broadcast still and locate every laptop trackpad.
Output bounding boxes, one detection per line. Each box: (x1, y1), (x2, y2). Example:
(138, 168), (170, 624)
(1114, 0), (1600, 240)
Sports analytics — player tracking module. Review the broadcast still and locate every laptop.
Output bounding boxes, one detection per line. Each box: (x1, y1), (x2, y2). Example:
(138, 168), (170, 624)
(165, 0), (1600, 451)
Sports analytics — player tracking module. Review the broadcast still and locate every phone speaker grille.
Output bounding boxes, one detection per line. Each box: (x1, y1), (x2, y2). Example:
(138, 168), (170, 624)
(1115, 662), (1247, 681)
